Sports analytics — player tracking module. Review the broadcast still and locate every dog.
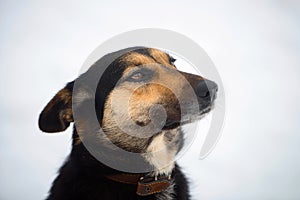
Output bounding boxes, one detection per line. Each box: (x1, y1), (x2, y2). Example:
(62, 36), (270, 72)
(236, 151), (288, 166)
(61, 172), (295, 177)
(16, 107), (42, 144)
(39, 47), (218, 200)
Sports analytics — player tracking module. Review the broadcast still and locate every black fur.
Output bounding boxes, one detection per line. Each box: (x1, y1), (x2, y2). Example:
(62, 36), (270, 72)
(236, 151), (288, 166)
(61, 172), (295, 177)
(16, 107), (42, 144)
(46, 131), (190, 200)
(40, 47), (192, 200)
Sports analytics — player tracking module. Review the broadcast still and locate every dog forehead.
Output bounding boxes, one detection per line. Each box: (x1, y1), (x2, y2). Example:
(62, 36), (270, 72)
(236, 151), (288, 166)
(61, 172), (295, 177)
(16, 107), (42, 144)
(78, 47), (177, 101)
(119, 48), (176, 75)
(120, 52), (155, 66)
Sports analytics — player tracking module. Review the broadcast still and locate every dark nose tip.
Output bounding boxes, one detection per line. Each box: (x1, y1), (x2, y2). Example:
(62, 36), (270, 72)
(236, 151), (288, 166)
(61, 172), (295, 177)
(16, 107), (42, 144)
(196, 80), (218, 100)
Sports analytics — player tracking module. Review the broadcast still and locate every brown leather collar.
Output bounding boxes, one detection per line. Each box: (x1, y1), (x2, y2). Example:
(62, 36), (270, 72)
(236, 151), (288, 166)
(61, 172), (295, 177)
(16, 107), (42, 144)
(105, 173), (173, 196)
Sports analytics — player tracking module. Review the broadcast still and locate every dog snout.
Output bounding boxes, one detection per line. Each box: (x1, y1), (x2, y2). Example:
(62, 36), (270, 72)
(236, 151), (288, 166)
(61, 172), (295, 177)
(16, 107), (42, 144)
(196, 80), (218, 101)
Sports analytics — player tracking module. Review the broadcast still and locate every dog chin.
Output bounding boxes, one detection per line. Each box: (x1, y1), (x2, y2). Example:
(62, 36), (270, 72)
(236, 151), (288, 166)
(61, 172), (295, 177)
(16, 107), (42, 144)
(162, 121), (181, 130)
(162, 109), (213, 130)
(177, 104), (215, 127)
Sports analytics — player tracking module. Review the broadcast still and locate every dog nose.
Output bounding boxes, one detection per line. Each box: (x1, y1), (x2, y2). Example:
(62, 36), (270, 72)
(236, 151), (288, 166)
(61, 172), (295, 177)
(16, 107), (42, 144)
(196, 80), (218, 100)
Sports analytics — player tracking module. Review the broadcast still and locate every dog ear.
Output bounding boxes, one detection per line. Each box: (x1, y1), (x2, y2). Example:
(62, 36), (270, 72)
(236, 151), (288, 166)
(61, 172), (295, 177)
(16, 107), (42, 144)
(39, 81), (74, 133)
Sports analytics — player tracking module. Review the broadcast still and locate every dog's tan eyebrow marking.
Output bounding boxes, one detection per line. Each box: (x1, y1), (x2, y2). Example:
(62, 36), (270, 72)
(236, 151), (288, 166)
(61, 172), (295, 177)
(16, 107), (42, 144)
(148, 49), (176, 69)
(121, 52), (157, 75)
(121, 52), (156, 66)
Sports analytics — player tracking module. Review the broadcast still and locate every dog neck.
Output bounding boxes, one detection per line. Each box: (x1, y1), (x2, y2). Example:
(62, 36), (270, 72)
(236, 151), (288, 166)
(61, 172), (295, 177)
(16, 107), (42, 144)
(105, 173), (174, 196)
(71, 128), (179, 197)
(73, 127), (181, 176)
(143, 131), (178, 177)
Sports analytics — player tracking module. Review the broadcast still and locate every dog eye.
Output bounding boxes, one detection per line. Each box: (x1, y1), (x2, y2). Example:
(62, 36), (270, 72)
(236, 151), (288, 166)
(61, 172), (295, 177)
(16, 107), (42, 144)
(127, 69), (153, 82)
(131, 72), (144, 80)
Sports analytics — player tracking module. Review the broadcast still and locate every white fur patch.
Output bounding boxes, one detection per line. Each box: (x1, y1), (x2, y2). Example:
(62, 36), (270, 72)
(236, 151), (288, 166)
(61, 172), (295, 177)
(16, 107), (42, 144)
(143, 132), (176, 176)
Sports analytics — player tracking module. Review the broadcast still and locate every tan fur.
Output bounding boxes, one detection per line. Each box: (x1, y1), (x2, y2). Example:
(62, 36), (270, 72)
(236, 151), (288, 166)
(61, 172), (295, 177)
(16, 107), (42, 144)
(148, 48), (176, 68)
(60, 108), (73, 122)
(74, 137), (82, 145)
(101, 48), (202, 175)
(102, 91), (150, 152)
(121, 52), (156, 71)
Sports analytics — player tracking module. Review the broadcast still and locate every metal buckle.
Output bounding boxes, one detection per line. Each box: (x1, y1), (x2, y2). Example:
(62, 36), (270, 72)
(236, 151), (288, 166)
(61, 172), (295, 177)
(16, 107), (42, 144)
(139, 174), (172, 182)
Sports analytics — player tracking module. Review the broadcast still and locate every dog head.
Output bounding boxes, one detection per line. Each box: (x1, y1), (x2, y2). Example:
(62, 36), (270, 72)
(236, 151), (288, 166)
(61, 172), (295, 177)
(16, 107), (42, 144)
(39, 47), (217, 174)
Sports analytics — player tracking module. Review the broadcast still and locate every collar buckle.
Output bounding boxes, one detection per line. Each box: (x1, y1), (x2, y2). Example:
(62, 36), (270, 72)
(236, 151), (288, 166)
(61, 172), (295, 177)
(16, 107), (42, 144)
(136, 174), (173, 196)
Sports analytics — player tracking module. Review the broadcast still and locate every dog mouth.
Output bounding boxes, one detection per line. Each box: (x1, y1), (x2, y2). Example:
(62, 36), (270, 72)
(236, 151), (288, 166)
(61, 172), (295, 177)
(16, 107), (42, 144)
(163, 102), (215, 130)
(180, 105), (213, 126)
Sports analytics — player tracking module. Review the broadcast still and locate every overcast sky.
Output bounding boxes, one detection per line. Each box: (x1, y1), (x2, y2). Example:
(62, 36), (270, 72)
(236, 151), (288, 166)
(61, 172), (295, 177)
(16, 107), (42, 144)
(0, 0), (300, 199)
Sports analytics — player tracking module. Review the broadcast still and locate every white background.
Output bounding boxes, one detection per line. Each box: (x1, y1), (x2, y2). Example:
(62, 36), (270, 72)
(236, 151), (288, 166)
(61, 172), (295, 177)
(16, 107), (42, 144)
(0, 0), (300, 199)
